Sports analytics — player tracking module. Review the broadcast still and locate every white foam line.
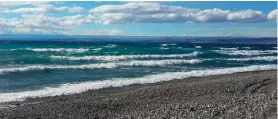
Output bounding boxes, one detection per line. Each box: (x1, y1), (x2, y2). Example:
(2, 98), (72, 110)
(104, 44), (118, 48)
(92, 48), (102, 51)
(242, 47), (251, 49)
(50, 51), (199, 61)
(26, 48), (89, 53)
(0, 64), (276, 103)
(227, 56), (277, 61)
(219, 47), (238, 50)
(195, 46), (202, 48)
(161, 44), (168, 46)
(212, 50), (277, 56)
(0, 59), (201, 75)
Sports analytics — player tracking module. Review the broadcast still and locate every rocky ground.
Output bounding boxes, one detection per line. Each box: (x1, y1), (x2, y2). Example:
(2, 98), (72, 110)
(0, 70), (277, 119)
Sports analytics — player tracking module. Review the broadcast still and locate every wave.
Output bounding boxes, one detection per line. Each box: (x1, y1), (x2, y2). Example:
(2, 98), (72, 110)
(50, 51), (199, 61)
(123, 59), (201, 66)
(92, 48), (102, 51)
(227, 56), (277, 61)
(0, 59), (201, 75)
(212, 50), (277, 56)
(242, 47), (251, 49)
(159, 47), (169, 50)
(160, 44), (168, 46)
(0, 64), (275, 103)
(104, 44), (117, 48)
(195, 46), (202, 49)
(20, 48), (89, 53)
(219, 47), (238, 50)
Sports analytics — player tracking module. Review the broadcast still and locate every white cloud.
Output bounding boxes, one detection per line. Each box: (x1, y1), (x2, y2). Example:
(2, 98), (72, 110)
(194, 8), (230, 23)
(0, 14), (94, 35)
(90, 2), (199, 24)
(61, 15), (95, 25)
(267, 9), (277, 21)
(90, 2), (275, 24)
(0, 18), (22, 28)
(90, 2), (199, 15)
(1, 4), (85, 14)
(228, 10), (265, 23)
(69, 6), (85, 13)
(0, 1), (48, 8)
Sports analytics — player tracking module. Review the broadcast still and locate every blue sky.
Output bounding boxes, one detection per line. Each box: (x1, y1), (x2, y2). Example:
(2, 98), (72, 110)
(0, 1), (277, 37)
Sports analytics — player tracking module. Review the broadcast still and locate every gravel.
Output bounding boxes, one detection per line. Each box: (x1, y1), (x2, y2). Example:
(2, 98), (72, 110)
(0, 70), (277, 119)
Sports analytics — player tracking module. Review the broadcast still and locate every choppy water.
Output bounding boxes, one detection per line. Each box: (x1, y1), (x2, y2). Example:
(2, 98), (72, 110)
(0, 41), (277, 102)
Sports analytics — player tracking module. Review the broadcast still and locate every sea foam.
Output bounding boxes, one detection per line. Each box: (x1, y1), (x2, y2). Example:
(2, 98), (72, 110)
(195, 46), (202, 49)
(219, 47), (238, 50)
(104, 44), (118, 48)
(0, 59), (201, 75)
(227, 56), (277, 61)
(50, 51), (199, 61)
(26, 48), (89, 53)
(212, 50), (277, 56)
(0, 64), (276, 103)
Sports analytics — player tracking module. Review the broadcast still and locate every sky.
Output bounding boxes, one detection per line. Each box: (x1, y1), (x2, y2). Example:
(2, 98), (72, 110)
(0, 1), (277, 37)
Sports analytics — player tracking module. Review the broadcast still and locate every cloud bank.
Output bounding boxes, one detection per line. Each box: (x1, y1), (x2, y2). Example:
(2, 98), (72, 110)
(0, 2), (276, 35)
(89, 2), (275, 24)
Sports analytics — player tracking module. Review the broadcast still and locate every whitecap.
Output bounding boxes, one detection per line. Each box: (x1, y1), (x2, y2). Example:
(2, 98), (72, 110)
(161, 44), (168, 47)
(227, 56), (277, 61)
(25, 48), (89, 53)
(242, 47), (251, 49)
(104, 44), (117, 48)
(212, 50), (277, 56)
(195, 46), (202, 49)
(50, 51), (199, 61)
(219, 47), (238, 50)
(0, 59), (201, 75)
(93, 48), (102, 51)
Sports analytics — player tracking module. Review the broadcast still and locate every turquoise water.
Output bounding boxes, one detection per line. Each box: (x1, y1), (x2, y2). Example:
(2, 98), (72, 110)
(0, 41), (277, 102)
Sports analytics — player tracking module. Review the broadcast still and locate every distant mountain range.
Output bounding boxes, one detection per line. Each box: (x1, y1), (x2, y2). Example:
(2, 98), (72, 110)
(0, 34), (276, 44)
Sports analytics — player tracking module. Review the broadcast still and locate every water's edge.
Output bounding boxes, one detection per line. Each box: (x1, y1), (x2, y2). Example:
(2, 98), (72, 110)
(1, 69), (276, 110)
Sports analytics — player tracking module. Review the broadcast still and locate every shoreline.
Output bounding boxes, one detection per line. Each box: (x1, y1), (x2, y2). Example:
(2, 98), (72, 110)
(0, 70), (277, 118)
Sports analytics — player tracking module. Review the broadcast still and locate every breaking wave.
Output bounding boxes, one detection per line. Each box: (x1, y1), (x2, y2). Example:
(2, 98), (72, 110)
(219, 47), (238, 50)
(161, 44), (168, 46)
(212, 50), (277, 56)
(242, 47), (251, 49)
(92, 48), (102, 51)
(104, 44), (117, 48)
(0, 64), (275, 103)
(195, 46), (202, 49)
(22, 48), (90, 53)
(227, 56), (277, 61)
(50, 51), (199, 61)
(0, 59), (201, 75)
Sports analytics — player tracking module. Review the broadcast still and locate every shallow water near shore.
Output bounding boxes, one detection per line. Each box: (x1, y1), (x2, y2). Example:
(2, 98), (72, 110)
(0, 41), (277, 102)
